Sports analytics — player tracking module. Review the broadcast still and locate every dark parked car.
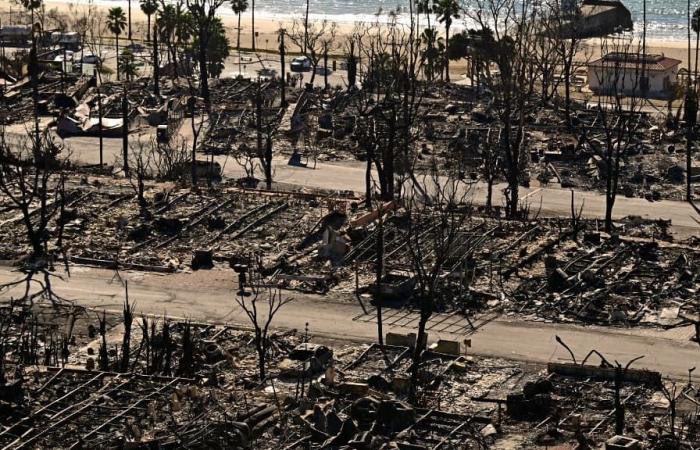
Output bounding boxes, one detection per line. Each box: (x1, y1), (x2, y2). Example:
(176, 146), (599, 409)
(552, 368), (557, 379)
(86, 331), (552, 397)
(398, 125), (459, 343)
(290, 56), (312, 72)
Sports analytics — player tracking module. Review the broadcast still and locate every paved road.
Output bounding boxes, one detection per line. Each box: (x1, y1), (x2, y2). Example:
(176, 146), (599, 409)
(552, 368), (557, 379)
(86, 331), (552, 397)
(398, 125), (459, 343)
(5, 98), (699, 238)
(2, 266), (698, 379)
(16, 123), (695, 240)
(235, 159), (700, 239)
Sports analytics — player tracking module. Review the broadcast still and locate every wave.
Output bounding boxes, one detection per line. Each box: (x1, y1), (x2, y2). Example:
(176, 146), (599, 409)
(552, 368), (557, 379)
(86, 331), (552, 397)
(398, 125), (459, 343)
(44, 0), (694, 40)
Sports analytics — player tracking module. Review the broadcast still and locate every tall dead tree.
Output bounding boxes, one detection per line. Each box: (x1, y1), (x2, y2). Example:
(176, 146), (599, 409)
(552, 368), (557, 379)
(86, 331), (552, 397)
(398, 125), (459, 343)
(529, 8), (564, 105)
(586, 38), (644, 232)
(121, 83), (131, 176)
(126, 136), (154, 207)
(467, 0), (533, 218)
(352, 19), (425, 202)
(186, 0), (225, 110)
(541, 0), (590, 125)
(153, 18), (160, 96)
(0, 131), (69, 301)
(278, 28), (287, 107)
(235, 269), (291, 380)
(405, 160), (471, 396)
(28, 19), (41, 153)
(251, 82), (275, 189)
(287, 19), (337, 87)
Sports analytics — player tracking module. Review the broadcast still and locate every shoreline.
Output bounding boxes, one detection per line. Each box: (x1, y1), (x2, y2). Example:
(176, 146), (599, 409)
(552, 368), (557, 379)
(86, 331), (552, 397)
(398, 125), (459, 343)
(1, 0), (698, 69)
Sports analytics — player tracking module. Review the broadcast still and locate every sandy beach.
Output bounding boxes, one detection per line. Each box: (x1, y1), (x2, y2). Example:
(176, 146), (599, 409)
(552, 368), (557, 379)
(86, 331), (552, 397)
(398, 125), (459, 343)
(0, 0), (698, 73)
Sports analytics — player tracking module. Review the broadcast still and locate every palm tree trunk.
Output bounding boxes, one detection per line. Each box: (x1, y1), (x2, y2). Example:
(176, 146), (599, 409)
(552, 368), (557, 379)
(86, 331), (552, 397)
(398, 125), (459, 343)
(695, 30), (699, 92)
(153, 22), (159, 96)
(237, 13), (241, 50)
(251, 0), (256, 51)
(128, 0), (132, 40)
(198, 29), (210, 109)
(444, 22), (450, 82)
(304, 0), (310, 54)
(147, 15), (151, 42)
(116, 34), (120, 81)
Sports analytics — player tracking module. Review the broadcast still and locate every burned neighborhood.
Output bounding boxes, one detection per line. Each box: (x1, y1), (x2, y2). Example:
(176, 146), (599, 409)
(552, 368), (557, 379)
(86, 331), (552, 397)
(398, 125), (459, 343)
(0, 0), (699, 448)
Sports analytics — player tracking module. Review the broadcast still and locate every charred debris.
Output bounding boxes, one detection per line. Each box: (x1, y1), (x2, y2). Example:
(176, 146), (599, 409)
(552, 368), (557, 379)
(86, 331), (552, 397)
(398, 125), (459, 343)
(0, 295), (697, 449)
(1, 10), (700, 449)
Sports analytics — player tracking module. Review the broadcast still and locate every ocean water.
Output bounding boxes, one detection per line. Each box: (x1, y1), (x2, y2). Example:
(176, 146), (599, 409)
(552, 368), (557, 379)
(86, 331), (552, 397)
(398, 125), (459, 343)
(74, 0), (696, 40)
(625, 0), (694, 39)
(253, 0), (692, 39)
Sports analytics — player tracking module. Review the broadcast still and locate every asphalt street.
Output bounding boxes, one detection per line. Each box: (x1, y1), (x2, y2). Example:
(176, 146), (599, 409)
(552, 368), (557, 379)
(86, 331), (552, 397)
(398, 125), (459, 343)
(1, 265), (697, 379)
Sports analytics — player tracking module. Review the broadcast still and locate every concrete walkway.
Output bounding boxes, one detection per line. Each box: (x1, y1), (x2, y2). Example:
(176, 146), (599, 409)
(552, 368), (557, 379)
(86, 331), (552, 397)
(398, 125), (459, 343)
(1, 265), (698, 380)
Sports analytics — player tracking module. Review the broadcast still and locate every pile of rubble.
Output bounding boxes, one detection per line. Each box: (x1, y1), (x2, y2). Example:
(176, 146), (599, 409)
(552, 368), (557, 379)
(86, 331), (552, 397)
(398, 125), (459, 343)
(1, 297), (695, 450)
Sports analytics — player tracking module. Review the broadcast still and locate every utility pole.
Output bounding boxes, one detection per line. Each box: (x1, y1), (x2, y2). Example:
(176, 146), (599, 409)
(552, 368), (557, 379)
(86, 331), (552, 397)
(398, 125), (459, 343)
(251, 0), (256, 51)
(255, 80), (262, 157)
(375, 198), (384, 347)
(279, 29), (286, 107)
(61, 45), (66, 94)
(30, 21), (40, 155)
(128, 0), (132, 41)
(304, 0), (310, 54)
(189, 96), (197, 186)
(614, 364), (624, 435)
(153, 19), (159, 96)
(641, 0), (647, 94)
(688, 0), (696, 201)
(97, 74), (103, 166)
(122, 85), (129, 175)
(0, 17), (5, 75)
(323, 44), (329, 90)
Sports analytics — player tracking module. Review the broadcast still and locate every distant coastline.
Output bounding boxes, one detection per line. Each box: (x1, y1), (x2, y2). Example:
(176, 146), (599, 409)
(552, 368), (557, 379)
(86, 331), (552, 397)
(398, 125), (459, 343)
(2, 0), (693, 41)
(1, 0), (697, 70)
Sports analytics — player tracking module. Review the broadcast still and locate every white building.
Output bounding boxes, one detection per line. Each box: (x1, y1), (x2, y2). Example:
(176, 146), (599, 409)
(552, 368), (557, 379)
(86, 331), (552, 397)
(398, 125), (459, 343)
(587, 52), (681, 99)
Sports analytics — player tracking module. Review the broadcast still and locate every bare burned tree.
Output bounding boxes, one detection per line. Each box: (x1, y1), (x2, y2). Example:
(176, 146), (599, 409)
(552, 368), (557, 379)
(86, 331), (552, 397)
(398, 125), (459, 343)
(287, 19), (338, 87)
(251, 81), (278, 189)
(186, 96), (205, 186)
(404, 158), (471, 397)
(0, 130), (70, 302)
(232, 142), (258, 182)
(235, 269), (292, 380)
(125, 136), (154, 207)
(466, 0), (533, 218)
(186, 0), (226, 110)
(529, 10), (564, 105)
(300, 128), (322, 169)
(541, 0), (590, 125)
(480, 129), (501, 214)
(351, 18), (425, 203)
(152, 135), (192, 181)
(585, 38), (644, 232)
(660, 380), (679, 439)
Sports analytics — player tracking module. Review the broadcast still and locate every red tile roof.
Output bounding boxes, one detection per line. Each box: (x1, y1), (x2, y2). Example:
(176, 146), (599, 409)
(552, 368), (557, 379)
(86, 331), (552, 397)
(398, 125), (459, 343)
(589, 52), (681, 72)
